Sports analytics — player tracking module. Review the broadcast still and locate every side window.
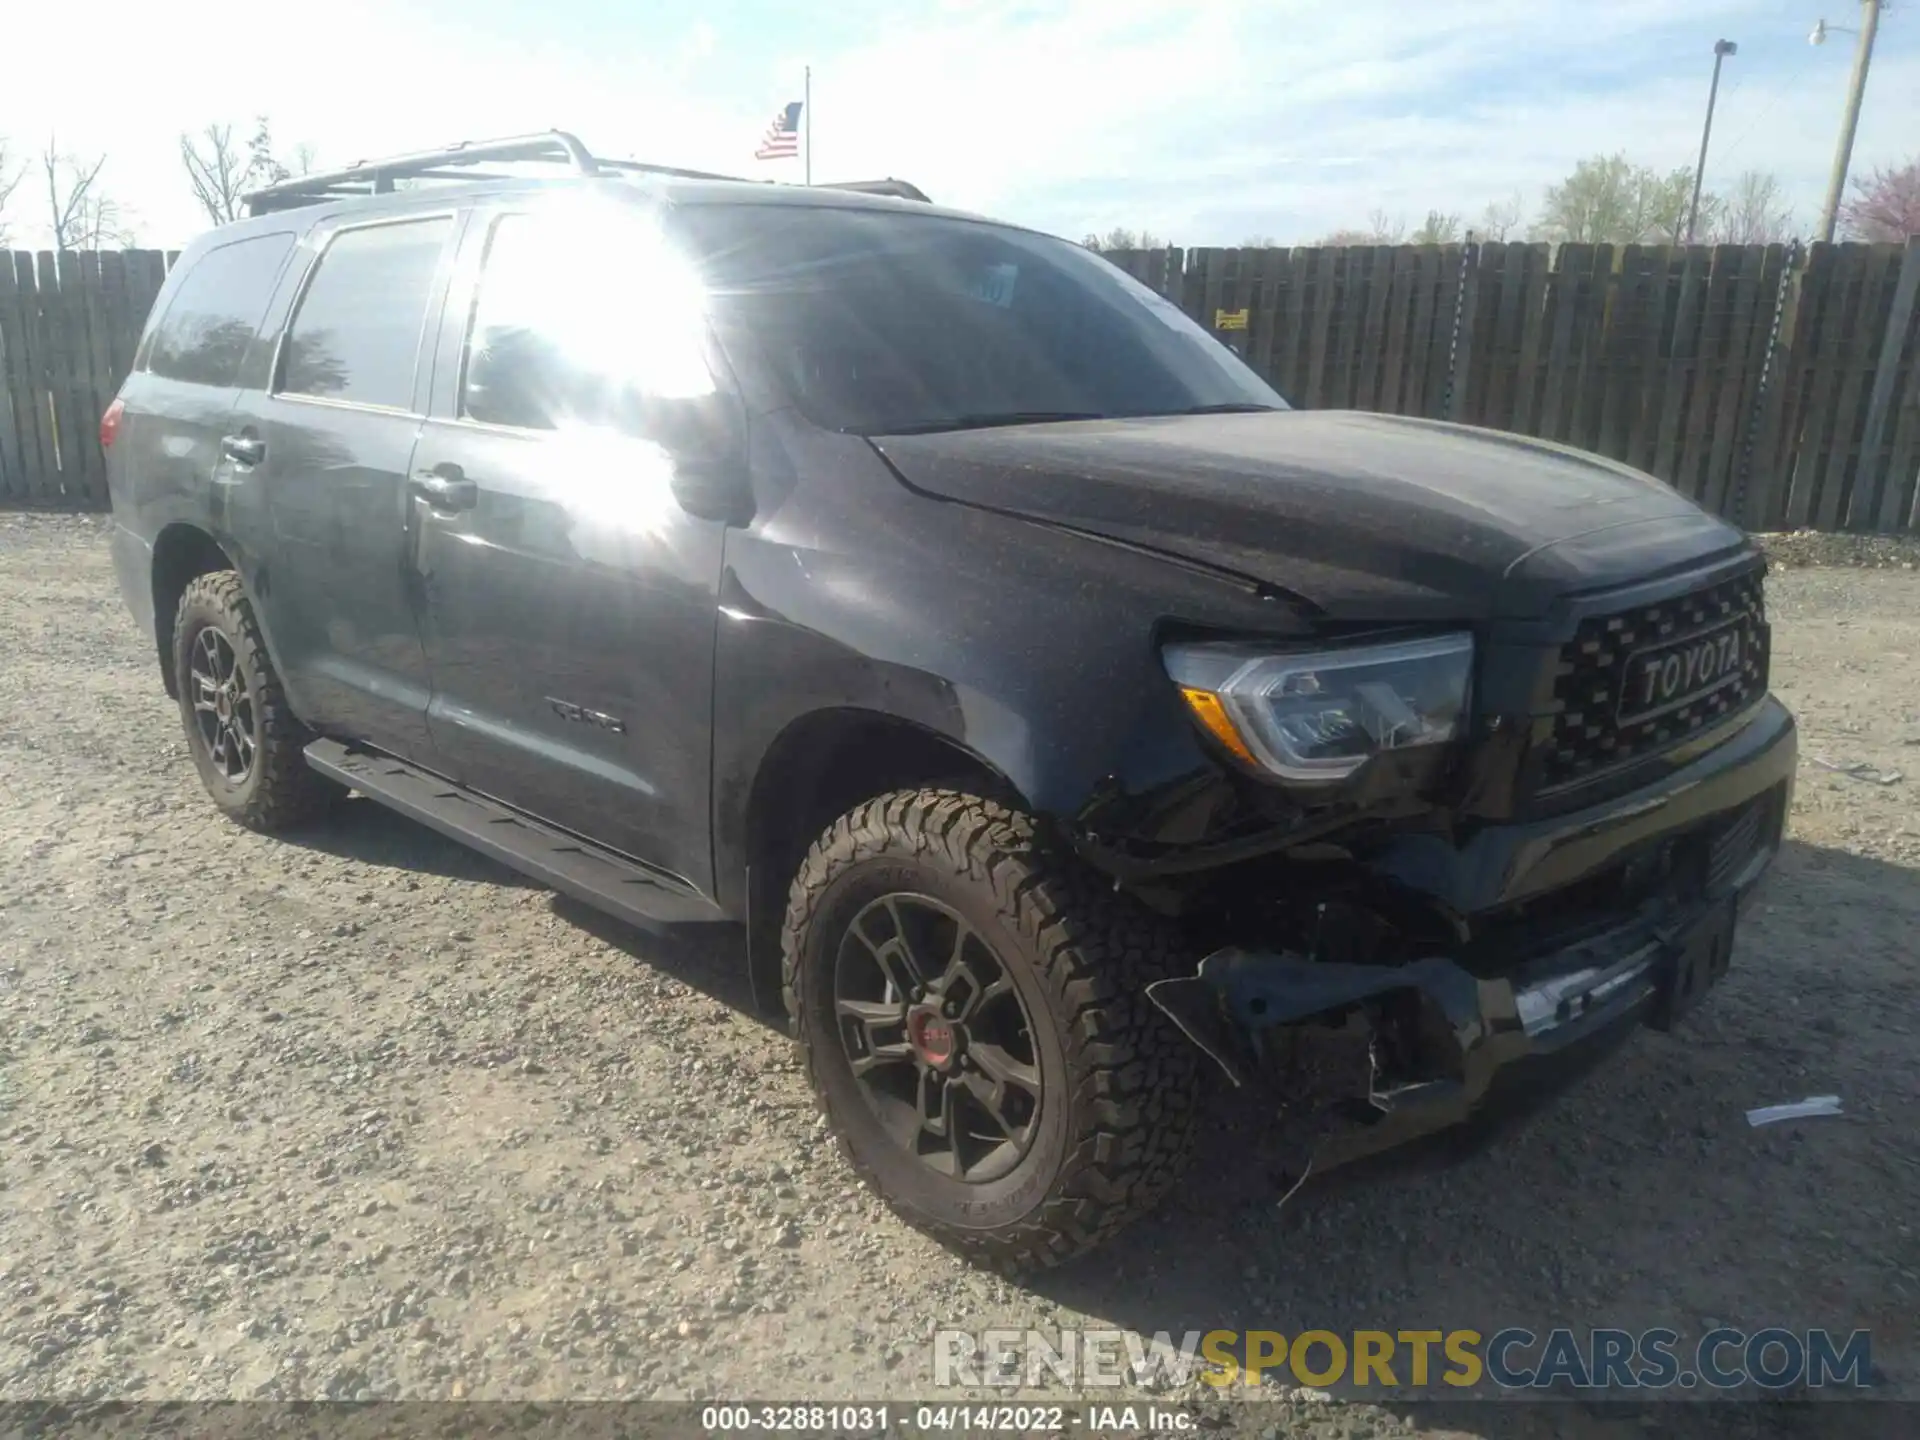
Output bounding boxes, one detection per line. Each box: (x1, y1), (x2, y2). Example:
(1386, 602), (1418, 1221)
(280, 218), (451, 410)
(461, 209), (711, 432)
(146, 232), (296, 387)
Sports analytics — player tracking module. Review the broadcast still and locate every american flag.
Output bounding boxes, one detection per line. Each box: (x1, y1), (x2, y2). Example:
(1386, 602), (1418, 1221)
(754, 101), (803, 160)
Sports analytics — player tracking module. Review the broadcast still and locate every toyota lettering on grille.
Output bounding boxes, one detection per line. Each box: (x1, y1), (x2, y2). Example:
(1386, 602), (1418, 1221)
(1618, 619), (1748, 725)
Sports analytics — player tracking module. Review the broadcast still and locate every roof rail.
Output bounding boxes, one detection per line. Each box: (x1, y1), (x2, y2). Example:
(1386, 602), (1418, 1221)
(820, 178), (933, 203)
(244, 130), (614, 215)
(242, 128), (930, 216)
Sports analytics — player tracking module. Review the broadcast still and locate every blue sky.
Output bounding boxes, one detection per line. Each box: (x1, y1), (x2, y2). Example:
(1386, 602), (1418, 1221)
(6, 0), (1916, 248)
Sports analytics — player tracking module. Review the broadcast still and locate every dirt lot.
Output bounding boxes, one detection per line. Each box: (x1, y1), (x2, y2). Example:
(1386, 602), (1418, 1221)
(2, 514), (1916, 1434)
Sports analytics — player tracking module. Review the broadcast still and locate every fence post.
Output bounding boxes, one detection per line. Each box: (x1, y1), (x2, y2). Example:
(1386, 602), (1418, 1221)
(1441, 236), (1479, 421)
(1733, 241), (1803, 530)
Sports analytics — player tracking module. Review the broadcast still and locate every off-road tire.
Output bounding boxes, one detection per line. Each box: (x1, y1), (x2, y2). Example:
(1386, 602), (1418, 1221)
(173, 571), (337, 832)
(782, 788), (1202, 1269)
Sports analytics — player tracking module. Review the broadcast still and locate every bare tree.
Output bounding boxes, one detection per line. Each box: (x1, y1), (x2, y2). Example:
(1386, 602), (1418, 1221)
(1838, 156), (1920, 242)
(1082, 227), (1166, 252)
(1366, 208), (1406, 244)
(44, 139), (133, 249)
(1410, 210), (1463, 245)
(0, 135), (26, 247)
(1710, 170), (1797, 245)
(1316, 210), (1405, 246)
(1477, 192), (1525, 242)
(183, 117), (315, 225)
(182, 124), (251, 224)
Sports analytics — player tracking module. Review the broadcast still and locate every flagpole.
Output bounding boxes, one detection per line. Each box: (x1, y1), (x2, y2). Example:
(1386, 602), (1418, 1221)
(804, 65), (812, 185)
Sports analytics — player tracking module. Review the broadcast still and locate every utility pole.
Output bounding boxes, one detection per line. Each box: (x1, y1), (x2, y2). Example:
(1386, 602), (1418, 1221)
(1687, 39), (1738, 244)
(804, 65), (812, 187)
(1817, 0), (1882, 243)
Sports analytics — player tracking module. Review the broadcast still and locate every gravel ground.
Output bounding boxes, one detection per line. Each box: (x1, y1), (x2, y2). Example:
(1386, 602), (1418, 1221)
(2, 514), (1915, 1435)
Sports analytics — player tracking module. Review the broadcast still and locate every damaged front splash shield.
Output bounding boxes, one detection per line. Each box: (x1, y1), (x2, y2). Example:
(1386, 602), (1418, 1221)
(1146, 930), (1666, 1162)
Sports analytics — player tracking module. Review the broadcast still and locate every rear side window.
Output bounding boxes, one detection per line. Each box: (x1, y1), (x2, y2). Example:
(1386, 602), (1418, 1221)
(146, 233), (296, 387)
(280, 218), (451, 410)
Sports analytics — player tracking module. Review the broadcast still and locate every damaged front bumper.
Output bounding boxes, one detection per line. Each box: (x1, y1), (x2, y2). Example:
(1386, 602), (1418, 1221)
(1148, 699), (1797, 1167)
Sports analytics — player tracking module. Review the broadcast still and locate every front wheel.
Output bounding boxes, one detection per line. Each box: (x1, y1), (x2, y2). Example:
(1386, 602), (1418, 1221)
(782, 790), (1201, 1269)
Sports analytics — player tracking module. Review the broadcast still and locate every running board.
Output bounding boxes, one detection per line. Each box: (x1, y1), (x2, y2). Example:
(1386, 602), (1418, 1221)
(303, 739), (726, 928)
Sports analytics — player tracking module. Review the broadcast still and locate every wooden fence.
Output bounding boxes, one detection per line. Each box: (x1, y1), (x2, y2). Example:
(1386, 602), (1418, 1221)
(0, 249), (176, 510)
(3, 240), (1919, 531)
(1112, 238), (1920, 532)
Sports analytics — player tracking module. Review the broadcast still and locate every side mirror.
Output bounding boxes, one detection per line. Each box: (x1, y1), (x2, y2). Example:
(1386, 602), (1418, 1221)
(643, 391), (755, 526)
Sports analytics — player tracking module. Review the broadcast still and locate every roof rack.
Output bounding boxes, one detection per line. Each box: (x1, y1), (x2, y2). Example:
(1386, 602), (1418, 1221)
(242, 130), (749, 216)
(242, 128), (931, 216)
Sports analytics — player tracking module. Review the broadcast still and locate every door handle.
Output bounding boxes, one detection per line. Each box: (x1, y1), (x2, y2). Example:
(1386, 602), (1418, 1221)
(221, 433), (265, 466)
(410, 465), (477, 512)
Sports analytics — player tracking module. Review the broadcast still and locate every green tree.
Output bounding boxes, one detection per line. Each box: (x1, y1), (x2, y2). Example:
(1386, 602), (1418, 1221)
(1534, 154), (1705, 245)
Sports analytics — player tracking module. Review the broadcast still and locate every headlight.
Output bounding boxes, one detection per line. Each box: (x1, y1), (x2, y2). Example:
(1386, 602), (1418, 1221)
(1164, 633), (1473, 781)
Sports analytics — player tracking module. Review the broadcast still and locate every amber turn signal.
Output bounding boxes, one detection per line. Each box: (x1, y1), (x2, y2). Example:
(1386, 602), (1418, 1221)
(1178, 686), (1259, 767)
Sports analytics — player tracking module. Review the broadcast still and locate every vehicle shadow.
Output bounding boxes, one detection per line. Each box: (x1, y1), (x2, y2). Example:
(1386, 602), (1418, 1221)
(549, 894), (768, 1024)
(273, 793), (775, 1022)
(1009, 837), (1917, 1405)
(278, 793), (539, 887)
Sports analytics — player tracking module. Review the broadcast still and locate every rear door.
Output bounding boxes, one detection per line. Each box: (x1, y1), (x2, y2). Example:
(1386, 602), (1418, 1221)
(405, 199), (726, 891)
(224, 211), (461, 763)
(106, 230), (298, 599)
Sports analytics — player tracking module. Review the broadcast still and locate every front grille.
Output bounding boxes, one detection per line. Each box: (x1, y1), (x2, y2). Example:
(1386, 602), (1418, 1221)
(1541, 569), (1769, 790)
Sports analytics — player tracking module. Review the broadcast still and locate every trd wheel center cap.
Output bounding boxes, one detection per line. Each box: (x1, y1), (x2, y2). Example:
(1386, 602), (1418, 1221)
(215, 691), (233, 721)
(907, 1006), (960, 1069)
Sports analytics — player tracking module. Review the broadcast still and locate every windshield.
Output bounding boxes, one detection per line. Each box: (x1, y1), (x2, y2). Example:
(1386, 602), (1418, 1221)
(671, 204), (1286, 435)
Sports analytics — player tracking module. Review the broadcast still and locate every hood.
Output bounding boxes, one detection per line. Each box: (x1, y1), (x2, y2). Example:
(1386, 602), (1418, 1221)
(870, 410), (1749, 621)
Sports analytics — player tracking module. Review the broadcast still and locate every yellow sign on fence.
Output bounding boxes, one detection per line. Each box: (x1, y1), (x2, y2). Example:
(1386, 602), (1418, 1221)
(1214, 308), (1249, 331)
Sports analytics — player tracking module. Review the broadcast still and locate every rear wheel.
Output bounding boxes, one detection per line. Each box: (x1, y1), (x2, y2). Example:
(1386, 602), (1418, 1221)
(783, 789), (1201, 1269)
(173, 571), (337, 831)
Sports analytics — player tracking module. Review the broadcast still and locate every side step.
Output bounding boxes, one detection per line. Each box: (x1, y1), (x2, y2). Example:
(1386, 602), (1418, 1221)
(304, 739), (726, 928)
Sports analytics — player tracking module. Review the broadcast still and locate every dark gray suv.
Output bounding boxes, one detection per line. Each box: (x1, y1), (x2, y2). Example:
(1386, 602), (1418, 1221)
(103, 131), (1796, 1268)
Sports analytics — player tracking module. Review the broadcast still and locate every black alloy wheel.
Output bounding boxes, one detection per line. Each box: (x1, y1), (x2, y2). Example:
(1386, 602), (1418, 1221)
(186, 624), (257, 784)
(833, 893), (1043, 1185)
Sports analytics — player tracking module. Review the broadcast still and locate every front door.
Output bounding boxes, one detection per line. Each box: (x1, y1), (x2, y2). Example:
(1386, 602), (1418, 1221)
(407, 202), (725, 893)
(230, 212), (460, 762)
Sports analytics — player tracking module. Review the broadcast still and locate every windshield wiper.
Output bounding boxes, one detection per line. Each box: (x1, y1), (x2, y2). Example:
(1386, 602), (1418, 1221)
(874, 411), (1108, 435)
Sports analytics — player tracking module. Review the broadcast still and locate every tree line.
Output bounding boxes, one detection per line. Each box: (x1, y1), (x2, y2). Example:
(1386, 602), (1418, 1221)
(1085, 151), (1920, 252)
(0, 118), (316, 250)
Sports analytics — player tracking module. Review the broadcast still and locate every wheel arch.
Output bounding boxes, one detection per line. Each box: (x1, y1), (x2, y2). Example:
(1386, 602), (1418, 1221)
(150, 523), (242, 699)
(739, 706), (1027, 1011)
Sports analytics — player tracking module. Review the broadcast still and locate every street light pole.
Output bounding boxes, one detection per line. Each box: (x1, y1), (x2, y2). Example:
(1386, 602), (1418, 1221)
(1816, 0), (1882, 243)
(1687, 39), (1738, 244)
